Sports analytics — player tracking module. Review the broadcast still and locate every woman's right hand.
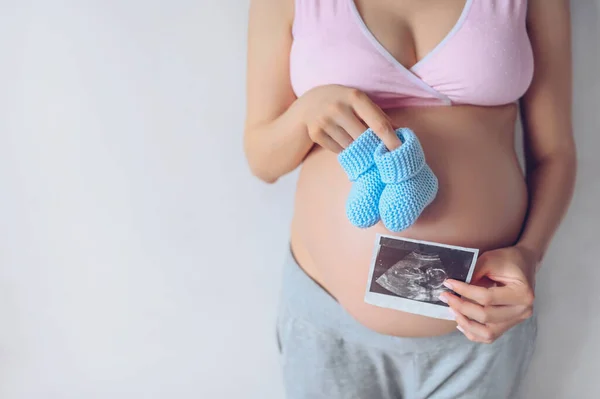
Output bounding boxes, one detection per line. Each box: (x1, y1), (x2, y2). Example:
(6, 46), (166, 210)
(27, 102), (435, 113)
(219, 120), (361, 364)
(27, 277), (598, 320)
(295, 85), (402, 153)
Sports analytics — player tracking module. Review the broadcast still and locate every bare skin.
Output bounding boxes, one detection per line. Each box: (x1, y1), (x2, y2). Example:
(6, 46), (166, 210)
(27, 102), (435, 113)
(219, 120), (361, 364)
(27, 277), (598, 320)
(244, 0), (576, 341)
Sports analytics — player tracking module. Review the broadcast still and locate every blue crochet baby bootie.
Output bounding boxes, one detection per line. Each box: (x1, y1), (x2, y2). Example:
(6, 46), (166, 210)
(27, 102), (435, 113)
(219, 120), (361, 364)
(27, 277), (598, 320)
(375, 128), (438, 232)
(338, 129), (385, 228)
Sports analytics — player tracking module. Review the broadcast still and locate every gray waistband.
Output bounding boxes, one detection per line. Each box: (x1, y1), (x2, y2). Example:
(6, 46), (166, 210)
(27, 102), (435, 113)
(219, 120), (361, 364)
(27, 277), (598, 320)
(279, 248), (536, 354)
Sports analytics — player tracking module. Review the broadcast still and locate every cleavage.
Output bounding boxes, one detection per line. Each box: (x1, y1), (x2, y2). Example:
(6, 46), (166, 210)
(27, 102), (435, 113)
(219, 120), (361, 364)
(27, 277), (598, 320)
(352, 0), (468, 70)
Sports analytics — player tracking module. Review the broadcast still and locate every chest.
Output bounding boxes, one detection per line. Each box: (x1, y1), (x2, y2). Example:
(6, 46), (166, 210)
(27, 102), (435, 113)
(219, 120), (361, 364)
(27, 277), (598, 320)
(290, 0), (533, 108)
(353, 0), (469, 70)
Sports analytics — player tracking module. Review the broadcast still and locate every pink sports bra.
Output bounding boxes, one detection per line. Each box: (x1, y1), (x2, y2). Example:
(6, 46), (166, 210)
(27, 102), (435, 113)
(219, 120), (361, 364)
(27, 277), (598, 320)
(290, 0), (534, 109)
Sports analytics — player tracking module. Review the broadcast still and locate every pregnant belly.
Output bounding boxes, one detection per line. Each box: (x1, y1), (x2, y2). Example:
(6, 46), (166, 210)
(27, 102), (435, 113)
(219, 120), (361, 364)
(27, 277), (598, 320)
(290, 104), (528, 337)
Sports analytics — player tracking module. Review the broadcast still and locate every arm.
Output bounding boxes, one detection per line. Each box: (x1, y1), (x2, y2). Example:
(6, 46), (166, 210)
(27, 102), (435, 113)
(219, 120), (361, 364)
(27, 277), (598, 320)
(439, 0), (576, 343)
(243, 0), (400, 184)
(243, 0), (313, 183)
(517, 0), (577, 268)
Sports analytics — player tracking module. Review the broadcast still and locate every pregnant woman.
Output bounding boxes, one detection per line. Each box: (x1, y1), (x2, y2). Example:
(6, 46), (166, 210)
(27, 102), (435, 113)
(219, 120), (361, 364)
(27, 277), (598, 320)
(244, 0), (576, 398)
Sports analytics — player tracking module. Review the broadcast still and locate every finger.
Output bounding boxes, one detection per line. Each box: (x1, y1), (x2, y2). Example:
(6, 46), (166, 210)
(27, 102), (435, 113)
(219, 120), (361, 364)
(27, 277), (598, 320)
(333, 108), (368, 139)
(321, 135), (344, 153)
(324, 124), (354, 149)
(454, 310), (499, 344)
(314, 131), (344, 153)
(456, 325), (481, 343)
(442, 292), (525, 325)
(349, 91), (401, 150)
(443, 279), (522, 306)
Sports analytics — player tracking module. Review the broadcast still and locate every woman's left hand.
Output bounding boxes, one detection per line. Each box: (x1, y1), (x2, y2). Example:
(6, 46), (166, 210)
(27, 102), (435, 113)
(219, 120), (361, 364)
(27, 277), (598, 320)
(439, 245), (538, 344)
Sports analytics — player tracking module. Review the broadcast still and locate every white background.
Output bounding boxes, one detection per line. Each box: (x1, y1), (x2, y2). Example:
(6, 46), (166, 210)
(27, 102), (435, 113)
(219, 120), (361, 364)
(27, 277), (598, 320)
(0, 1), (598, 398)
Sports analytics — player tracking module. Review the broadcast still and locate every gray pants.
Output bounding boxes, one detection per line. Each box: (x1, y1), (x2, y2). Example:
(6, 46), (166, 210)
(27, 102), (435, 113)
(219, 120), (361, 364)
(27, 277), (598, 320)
(276, 250), (537, 399)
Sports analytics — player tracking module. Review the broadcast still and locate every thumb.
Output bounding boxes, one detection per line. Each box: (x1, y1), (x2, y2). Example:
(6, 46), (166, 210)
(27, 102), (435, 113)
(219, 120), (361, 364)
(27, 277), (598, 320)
(471, 255), (495, 283)
(470, 274), (498, 289)
(471, 254), (513, 285)
(474, 260), (527, 287)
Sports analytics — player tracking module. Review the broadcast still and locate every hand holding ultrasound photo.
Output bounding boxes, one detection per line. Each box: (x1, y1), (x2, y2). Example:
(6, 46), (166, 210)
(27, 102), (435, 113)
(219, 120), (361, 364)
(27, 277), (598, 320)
(365, 234), (479, 320)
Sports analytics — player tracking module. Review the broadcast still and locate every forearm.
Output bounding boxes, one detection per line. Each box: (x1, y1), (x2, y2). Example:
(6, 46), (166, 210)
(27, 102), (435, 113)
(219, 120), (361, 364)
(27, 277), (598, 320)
(243, 102), (314, 183)
(516, 151), (577, 267)
(516, 0), (575, 269)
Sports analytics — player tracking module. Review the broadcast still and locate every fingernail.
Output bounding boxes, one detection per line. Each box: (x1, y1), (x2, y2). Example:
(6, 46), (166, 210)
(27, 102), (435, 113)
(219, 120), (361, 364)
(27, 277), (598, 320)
(438, 294), (448, 304)
(443, 280), (453, 290)
(447, 308), (457, 320)
(457, 326), (465, 334)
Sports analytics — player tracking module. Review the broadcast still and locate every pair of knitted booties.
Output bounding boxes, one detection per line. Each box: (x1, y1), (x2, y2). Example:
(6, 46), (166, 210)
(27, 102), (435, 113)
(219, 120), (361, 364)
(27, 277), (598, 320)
(337, 128), (438, 232)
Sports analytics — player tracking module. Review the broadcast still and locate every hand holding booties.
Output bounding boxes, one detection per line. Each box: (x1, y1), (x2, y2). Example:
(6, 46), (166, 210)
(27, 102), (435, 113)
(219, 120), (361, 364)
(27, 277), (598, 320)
(337, 127), (438, 232)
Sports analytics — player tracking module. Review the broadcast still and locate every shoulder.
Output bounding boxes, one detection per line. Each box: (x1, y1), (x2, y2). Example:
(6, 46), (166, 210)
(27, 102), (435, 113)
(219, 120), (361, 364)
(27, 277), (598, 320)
(249, 0), (294, 28)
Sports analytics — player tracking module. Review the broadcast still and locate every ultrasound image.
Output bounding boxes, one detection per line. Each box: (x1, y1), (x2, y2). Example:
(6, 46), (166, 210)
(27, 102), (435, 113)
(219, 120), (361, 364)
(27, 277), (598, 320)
(369, 237), (476, 306)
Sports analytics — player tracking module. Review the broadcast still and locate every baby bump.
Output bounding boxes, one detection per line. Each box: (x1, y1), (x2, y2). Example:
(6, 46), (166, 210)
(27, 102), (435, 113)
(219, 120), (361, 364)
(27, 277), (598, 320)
(290, 105), (528, 337)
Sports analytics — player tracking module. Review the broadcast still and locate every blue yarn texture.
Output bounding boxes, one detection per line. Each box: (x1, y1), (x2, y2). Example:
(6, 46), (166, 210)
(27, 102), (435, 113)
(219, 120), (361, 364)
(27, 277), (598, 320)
(374, 128), (438, 232)
(337, 129), (385, 228)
